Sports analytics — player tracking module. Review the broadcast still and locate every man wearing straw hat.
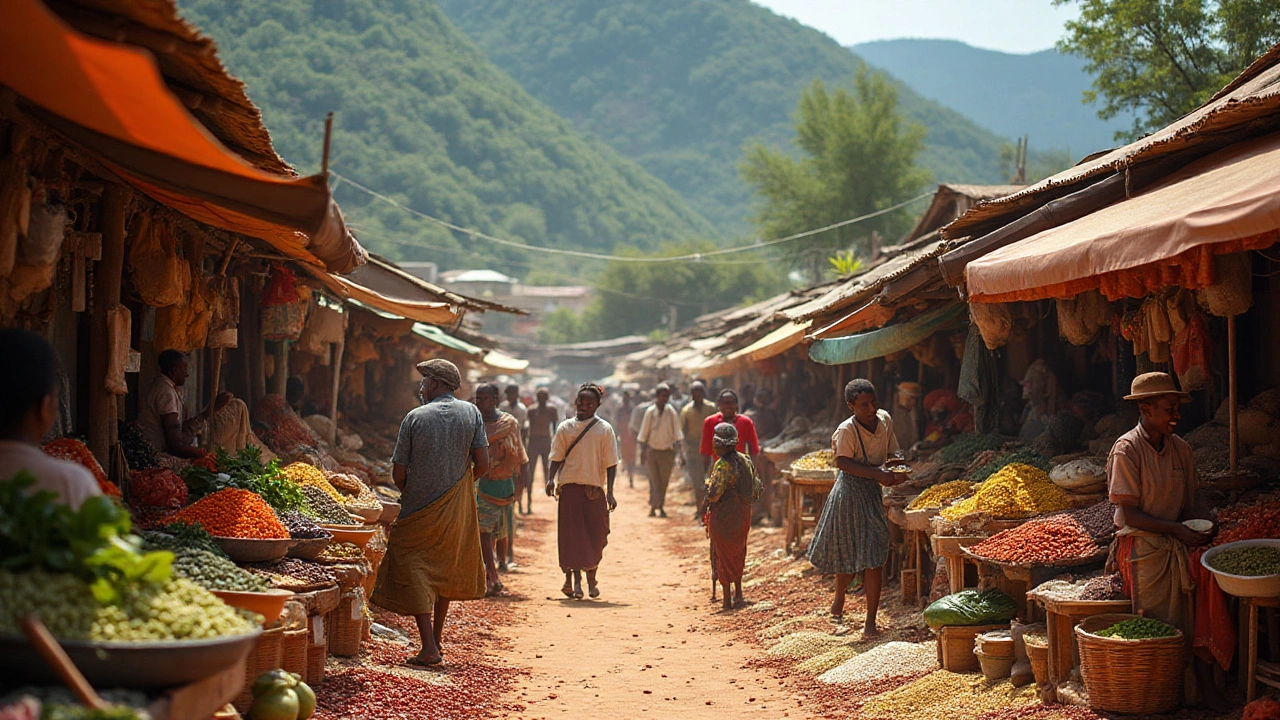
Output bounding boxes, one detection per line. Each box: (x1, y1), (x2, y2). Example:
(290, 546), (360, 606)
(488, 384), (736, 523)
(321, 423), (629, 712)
(1108, 371), (1229, 710)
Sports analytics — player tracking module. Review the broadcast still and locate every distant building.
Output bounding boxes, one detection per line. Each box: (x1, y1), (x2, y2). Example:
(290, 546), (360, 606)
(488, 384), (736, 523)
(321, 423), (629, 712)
(440, 269), (591, 342)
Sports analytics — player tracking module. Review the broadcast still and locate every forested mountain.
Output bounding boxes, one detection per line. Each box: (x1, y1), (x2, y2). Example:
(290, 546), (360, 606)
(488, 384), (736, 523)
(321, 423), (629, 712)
(437, 0), (1034, 232)
(178, 0), (719, 271)
(852, 39), (1131, 157)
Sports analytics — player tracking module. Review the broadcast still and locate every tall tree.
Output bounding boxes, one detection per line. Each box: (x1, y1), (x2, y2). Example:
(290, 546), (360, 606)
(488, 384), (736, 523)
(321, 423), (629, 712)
(1056, 0), (1280, 141)
(740, 69), (928, 282)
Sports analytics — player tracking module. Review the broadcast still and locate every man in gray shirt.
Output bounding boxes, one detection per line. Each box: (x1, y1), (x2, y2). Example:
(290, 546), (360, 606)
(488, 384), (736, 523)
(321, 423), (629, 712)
(372, 358), (489, 667)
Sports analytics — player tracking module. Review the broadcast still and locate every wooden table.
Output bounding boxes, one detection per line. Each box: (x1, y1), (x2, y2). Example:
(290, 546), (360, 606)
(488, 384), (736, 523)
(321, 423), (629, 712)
(931, 535), (983, 594)
(781, 471), (834, 553)
(1241, 595), (1280, 702)
(1026, 594), (1131, 696)
(146, 657), (246, 720)
(966, 549), (1109, 622)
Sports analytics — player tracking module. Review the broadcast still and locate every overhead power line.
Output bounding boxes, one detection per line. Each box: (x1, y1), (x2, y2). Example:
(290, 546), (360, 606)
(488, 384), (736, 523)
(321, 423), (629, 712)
(331, 171), (932, 264)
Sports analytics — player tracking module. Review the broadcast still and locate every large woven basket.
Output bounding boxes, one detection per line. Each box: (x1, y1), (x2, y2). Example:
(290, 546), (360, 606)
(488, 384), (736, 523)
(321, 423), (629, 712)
(1075, 614), (1184, 714)
(1024, 637), (1049, 686)
(327, 592), (365, 657)
(282, 628), (309, 678)
(233, 625), (284, 712)
(305, 616), (327, 686)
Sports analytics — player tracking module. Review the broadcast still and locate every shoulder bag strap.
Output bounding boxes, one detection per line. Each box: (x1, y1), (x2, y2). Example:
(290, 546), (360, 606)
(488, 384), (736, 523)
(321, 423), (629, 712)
(562, 417), (601, 462)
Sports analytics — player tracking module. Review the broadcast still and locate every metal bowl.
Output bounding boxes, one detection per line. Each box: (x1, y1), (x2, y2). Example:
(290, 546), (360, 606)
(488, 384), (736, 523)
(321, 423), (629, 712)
(0, 629), (262, 690)
(212, 536), (295, 563)
(1201, 539), (1280, 598)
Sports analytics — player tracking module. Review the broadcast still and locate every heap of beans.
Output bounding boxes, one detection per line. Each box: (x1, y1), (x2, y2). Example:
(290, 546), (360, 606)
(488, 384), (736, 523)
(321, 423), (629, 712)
(795, 645), (859, 675)
(1057, 501), (1115, 541)
(1079, 573), (1125, 600)
(328, 472), (382, 510)
(818, 641), (938, 684)
(171, 488), (289, 539)
(172, 546), (269, 592)
(245, 558), (336, 590)
(941, 463), (1070, 520)
(0, 569), (256, 641)
(1208, 545), (1280, 576)
(1214, 495), (1280, 547)
(117, 421), (159, 471)
(908, 480), (974, 511)
(860, 670), (1038, 720)
(128, 468), (187, 508)
(316, 541), (364, 561)
(279, 509), (330, 539)
(1094, 617), (1177, 639)
(301, 485), (357, 525)
(970, 515), (1099, 564)
(766, 631), (852, 659)
(793, 450), (836, 470)
(282, 462), (345, 503)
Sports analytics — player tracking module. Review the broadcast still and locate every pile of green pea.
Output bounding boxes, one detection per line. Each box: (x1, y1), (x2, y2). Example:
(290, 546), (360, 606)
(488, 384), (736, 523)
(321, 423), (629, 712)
(143, 530), (269, 592)
(1208, 546), (1280, 577)
(1096, 617), (1178, 640)
(0, 569), (258, 642)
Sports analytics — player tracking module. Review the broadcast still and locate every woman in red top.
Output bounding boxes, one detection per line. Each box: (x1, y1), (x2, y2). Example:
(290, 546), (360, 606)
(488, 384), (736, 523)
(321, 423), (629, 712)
(699, 390), (760, 485)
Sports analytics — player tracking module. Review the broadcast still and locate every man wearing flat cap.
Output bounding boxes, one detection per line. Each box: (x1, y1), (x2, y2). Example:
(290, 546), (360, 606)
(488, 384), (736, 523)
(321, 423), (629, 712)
(1108, 372), (1228, 709)
(372, 358), (490, 668)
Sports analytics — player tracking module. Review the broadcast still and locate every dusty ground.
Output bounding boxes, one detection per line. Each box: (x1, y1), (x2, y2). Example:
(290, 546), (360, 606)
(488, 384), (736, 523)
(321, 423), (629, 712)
(494, 475), (816, 719)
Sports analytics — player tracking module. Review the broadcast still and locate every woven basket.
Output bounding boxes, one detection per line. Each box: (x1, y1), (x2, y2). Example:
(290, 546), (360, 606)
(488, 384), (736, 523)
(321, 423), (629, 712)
(282, 627), (309, 678)
(936, 623), (1007, 672)
(306, 615), (327, 687)
(233, 625), (284, 712)
(1024, 638), (1049, 686)
(1075, 614), (1184, 714)
(327, 592), (365, 657)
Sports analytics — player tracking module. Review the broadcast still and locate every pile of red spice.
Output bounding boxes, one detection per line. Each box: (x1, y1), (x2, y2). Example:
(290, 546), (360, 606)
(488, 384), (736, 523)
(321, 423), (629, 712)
(969, 515), (1100, 565)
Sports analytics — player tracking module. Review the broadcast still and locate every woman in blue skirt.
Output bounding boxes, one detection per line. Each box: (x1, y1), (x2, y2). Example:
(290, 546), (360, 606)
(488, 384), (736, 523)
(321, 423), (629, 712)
(807, 379), (909, 634)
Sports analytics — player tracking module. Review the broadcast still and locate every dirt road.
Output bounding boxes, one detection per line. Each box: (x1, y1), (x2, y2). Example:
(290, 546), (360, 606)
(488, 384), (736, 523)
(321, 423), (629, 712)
(496, 478), (814, 719)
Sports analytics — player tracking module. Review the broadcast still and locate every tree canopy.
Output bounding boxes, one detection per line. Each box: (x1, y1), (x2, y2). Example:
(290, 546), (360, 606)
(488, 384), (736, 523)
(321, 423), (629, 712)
(741, 72), (929, 281)
(1056, 0), (1280, 141)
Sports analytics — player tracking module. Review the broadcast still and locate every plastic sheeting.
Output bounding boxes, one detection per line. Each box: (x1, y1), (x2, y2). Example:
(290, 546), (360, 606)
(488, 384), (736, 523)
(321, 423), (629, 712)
(808, 304), (967, 366)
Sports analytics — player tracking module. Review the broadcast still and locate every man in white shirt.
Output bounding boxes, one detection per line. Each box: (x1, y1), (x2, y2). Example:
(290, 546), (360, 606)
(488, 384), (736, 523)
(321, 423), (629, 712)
(637, 383), (683, 518)
(139, 350), (229, 460)
(0, 329), (100, 508)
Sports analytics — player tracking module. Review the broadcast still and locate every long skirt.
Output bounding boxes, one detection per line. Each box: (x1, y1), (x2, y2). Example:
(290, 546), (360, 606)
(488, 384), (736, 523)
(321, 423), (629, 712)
(709, 495), (752, 584)
(372, 467), (485, 615)
(557, 484), (610, 572)
(806, 471), (889, 576)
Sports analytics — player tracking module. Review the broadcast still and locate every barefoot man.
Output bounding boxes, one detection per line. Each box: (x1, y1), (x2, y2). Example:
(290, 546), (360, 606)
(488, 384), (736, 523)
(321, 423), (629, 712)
(372, 359), (489, 667)
(546, 383), (619, 600)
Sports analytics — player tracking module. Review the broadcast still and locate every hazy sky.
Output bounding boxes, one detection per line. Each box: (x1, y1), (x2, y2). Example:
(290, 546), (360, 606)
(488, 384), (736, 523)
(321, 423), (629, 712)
(752, 0), (1080, 54)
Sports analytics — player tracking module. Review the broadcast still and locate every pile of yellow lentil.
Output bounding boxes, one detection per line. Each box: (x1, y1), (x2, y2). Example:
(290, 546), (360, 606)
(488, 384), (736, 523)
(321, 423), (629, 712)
(941, 463), (1070, 520)
(908, 480), (974, 510)
(861, 670), (1039, 720)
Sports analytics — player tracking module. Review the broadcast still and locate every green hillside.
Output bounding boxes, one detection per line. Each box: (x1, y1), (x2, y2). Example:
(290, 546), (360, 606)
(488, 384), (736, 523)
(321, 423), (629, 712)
(437, 0), (1026, 232)
(177, 0), (719, 271)
(852, 39), (1132, 158)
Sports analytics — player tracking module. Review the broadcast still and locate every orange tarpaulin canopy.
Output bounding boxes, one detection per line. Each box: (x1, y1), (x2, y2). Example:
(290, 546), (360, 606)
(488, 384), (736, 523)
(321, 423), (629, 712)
(966, 131), (1280, 303)
(0, 0), (364, 273)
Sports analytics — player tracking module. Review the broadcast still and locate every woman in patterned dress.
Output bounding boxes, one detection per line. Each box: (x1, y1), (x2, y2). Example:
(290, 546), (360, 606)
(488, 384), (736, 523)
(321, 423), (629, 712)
(705, 422), (762, 610)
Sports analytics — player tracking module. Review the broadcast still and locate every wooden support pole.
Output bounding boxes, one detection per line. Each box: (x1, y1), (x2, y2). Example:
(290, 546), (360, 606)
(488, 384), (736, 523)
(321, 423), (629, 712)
(270, 341), (290, 396)
(1229, 314), (1239, 473)
(328, 338), (345, 445)
(88, 186), (127, 469)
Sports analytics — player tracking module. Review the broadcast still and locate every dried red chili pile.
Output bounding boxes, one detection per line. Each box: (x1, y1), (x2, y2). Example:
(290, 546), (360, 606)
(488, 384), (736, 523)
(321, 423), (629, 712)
(969, 515), (1099, 564)
(42, 438), (120, 497)
(129, 468), (188, 508)
(1214, 494), (1280, 547)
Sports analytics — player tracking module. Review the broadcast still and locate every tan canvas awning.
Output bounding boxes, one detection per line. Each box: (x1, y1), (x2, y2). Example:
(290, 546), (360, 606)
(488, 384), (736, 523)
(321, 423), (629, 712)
(312, 272), (461, 325)
(967, 131), (1280, 303)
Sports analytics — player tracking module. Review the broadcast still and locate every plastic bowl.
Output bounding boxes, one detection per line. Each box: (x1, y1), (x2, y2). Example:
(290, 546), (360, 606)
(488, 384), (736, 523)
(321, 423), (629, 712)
(211, 536), (294, 563)
(1201, 539), (1280, 598)
(210, 588), (295, 624)
(319, 524), (377, 548)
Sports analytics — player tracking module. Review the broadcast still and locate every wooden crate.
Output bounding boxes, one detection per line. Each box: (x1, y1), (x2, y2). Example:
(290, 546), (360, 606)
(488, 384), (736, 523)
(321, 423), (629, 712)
(936, 623), (1009, 672)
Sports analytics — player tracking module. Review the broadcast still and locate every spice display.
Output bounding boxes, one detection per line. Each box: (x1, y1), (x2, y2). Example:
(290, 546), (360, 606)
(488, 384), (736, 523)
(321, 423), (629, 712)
(969, 515), (1100, 565)
(792, 450), (836, 470)
(1094, 617), (1178, 639)
(280, 509), (331, 539)
(317, 541), (364, 561)
(246, 558), (336, 590)
(171, 546), (270, 592)
(328, 472), (382, 510)
(1214, 494), (1280, 547)
(795, 645), (859, 675)
(42, 438), (121, 497)
(128, 467), (187, 508)
(0, 569), (256, 641)
(183, 447), (307, 513)
(908, 480), (974, 511)
(282, 462), (344, 503)
(1207, 545), (1280, 576)
(117, 420), (159, 471)
(818, 641), (938, 684)
(766, 631), (852, 659)
(941, 463), (1070, 520)
(1057, 501), (1115, 541)
(860, 670), (1038, 720)
(1032, 573), (1125, 602)
(301, 485), (357, 525)
(936, 433), (1008, 465)
(171, 488), (290, 539)
(966, 449), (1052, 484)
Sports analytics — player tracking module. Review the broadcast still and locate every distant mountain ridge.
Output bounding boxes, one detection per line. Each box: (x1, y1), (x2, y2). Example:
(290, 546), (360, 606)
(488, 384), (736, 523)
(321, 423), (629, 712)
(851, 38), (1132, 159)
(438, 0), (1048, 233)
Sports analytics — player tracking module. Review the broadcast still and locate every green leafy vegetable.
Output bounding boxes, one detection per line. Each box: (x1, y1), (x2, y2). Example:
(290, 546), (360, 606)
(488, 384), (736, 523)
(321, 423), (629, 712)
(181, 447), (306, 513)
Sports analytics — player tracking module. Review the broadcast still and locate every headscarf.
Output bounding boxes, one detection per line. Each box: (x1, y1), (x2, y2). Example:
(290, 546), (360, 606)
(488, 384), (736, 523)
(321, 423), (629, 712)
(416, 358), (461, 390)
(712, 422), (751, 495)
(712, 422), (738, 448)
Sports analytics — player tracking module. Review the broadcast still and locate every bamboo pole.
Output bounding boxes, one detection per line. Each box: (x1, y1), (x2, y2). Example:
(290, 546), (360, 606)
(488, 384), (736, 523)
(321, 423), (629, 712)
(88, 186), (128, 469)
(328, 338), (345, 446)
(1229, 315), (1239, 473)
